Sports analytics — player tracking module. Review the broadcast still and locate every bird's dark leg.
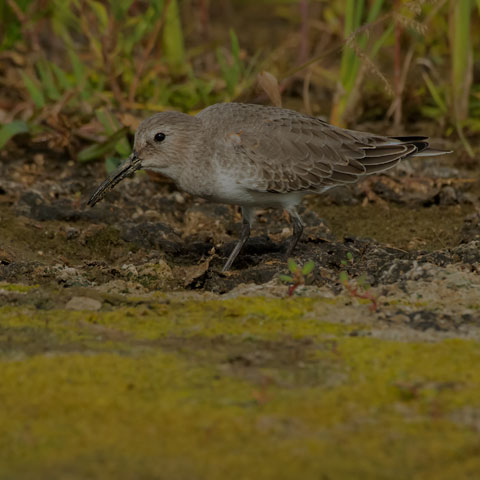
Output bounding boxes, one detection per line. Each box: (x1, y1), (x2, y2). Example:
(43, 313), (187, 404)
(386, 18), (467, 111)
(222, 207), (253, 272)
(285, 206), (304, 257)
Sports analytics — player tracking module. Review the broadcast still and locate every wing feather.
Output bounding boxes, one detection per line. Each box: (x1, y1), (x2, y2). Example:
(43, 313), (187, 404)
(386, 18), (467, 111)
(198, 103), (445, 194)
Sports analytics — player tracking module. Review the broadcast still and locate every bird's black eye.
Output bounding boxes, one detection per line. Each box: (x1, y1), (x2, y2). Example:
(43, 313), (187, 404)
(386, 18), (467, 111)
(154, 132), (166, 142)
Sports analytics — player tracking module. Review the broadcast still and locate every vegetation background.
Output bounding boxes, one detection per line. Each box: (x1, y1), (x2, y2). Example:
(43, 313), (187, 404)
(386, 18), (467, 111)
(1, 0), (479, 167)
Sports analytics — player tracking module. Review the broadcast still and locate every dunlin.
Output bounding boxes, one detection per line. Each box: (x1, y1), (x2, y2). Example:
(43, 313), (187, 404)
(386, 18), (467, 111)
(88, 103), (450, 271)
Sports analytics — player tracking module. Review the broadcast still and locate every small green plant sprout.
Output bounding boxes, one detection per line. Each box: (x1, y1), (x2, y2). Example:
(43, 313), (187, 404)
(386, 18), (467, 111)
(339, 252), (378, 312)
(341, 251), (354, 267)
(279, 258), (315, 296)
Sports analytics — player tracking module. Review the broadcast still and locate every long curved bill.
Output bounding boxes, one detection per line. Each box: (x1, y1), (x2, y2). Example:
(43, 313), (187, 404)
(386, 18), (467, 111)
(87, 152), (142, 207)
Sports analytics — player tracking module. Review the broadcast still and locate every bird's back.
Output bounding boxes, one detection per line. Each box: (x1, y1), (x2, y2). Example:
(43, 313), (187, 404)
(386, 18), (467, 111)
(196, 103), (449, 195)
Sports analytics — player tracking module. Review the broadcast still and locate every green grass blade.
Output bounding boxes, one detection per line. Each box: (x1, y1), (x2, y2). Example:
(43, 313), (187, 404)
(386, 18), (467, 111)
(77, 127), (129, 163)
(451, 0), (472, 122)
(96, 109), (118, 135)
(216, 48), (234, 97)
(366, 0), (385, 23)
(230, 29), (242, 75)
(0, 120), (29, 149)
(50, 0), (81, 43)
(111, 0), (135, 20)
(335, 0), (365, 124)
(339, 0), (362, 83)
(162, 0), (186, 75)
(20, 71), (46, 108)
(450, 0), (474, 156)
(332, 0), (387, 126)
(68, 49), (86, 89)
(370, 23), (394, 58)
(36, 60), (61, 101)
(50, 63), (72, 92)
(95, 109), (131, 157)
(86, 0), (109, 34)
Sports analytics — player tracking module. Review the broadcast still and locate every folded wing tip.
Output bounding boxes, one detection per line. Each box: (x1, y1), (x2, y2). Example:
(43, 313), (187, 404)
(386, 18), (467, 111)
(414, 148), (453, 157)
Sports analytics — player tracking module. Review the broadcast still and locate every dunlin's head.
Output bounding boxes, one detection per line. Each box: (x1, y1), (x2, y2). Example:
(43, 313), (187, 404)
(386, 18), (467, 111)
(88, 111), (200, 207)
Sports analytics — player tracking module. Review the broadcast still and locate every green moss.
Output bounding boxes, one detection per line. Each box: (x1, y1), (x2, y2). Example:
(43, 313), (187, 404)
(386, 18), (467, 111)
(385, 298), (430, 308)
(0, 283), (39, 293)
(0, 297), (350, 354)
(1, 298), (480, 478)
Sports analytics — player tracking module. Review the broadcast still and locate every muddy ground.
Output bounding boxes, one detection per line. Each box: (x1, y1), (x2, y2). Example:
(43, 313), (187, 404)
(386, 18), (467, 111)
(1, 139), (480, 479)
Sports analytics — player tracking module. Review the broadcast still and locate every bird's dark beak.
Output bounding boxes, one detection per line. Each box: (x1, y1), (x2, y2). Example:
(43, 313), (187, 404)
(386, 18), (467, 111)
(87, 152), (142, 207)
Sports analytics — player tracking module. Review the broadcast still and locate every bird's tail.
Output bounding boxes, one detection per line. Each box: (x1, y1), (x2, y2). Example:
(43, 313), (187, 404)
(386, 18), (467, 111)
(389, 136), (452, 157)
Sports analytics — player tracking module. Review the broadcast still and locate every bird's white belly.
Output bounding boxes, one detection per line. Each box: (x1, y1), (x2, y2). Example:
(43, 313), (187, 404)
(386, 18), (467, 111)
(210, 170), (306, 208)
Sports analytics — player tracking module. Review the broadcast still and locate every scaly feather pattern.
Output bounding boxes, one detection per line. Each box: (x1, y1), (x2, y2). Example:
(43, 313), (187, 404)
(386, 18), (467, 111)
(198, 103), (447, 194)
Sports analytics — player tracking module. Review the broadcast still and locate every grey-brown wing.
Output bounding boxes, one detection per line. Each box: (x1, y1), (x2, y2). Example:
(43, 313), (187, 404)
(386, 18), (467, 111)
(212, 105), (423, 194)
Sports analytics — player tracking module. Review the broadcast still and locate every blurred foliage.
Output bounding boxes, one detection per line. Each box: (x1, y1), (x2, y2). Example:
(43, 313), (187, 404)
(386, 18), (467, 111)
(330, 0), (390, 126)
(0, 0), (479, 162)
(0, 0), (256, 165)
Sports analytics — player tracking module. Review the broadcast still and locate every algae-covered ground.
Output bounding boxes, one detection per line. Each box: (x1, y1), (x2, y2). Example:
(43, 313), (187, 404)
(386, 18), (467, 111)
(1, 146), (480, 479)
